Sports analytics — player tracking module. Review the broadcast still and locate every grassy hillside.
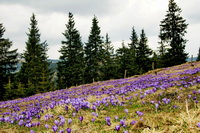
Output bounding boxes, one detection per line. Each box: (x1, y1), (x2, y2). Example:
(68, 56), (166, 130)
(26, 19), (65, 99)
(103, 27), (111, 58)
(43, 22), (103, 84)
(0, 62), (200, 133)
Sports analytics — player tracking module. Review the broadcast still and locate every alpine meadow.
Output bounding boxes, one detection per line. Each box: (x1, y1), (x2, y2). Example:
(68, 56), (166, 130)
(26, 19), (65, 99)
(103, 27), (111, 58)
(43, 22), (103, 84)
(0, 0), (200, 133)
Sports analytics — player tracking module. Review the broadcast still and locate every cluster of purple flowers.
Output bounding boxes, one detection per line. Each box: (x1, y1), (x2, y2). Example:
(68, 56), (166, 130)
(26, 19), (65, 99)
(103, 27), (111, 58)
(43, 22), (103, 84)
(105, 116), (111, 126)
(0, 62), (199, 132)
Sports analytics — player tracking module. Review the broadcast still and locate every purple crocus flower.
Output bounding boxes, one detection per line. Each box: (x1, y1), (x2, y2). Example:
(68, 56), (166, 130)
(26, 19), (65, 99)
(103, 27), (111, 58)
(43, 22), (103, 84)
(197, 123), (200, 128)
(0, 117), (4, 122)
(59, 130), (64, 133)
(52, 125), (58, 132)
(72, 112), (76, 117)
(54, 120), (60, 126)
(105, 116), (111, 126)
(45, 124), (49, 129)
(92, 112), (98, 117)
(142, 101), (146, 104)
(65, 106), (68, 112)
(193, 90), (197, 94)
(4, 117), (10, 122)
(66, 128), (72, 133)
(31, 123), (36, 127)
(151, 101), (155, 104)
(173, 105), (178, 109)
(120, 119), (126, 127)
(115, 125), (120, 131)
(60, 118), (66, 126)
(30, 130), (35, 133)
(37, 122), (40, 126)
(92, 105), (96, 111)
(10, 120), (14, 124)
(115, 116), (119, 121)
(68, 118), (72, 124)
(105, 116), (111, 123)
(162, 98), (170, 104)
(155, 103), (159, 110)
(124, 109), (128, 114)
(107, 121), (111, 126)
(79, 116), (83, 122)
(136, 111), (144, 116)
(193, 96), (197, 100)
(124, 131), (128, 133)
(92, 118), (96, 122)
(26, 123), (32, 128)
(130, 120), (137, 125)
(18, 120), (24, 126)
(36, 115), (41, 119)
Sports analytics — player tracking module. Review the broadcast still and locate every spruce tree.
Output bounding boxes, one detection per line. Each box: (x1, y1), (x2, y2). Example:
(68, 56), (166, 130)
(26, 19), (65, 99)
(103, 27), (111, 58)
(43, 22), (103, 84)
(101, 33), (118, 80)
(19, 14), (51, 95)
(135, 29), (152, 74)
(128, 26), (138, 52)
(0, 23), (18, 100)
(84, 16), (104, 83)
(197, 47), (200, 61)
(159, 0), (188, 67)
(57, 12), (84, 88)
(116, 41), (130, 78)
(128, 26), (138, 76)
(157, 38), (167, 68)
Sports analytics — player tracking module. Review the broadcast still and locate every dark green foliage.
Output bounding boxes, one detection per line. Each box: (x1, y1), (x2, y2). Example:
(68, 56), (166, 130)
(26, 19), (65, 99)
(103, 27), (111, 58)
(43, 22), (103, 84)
(19, 14), (52, 95)
(159, 0), (188, 67)
(0, 23), (18, 100)
(135, 29), (152, 74)
(129, 27), (138, 50)
(57, 12), (84, 88)
(157, 40), (167, 68)
(128, 27), (139, 75)
(196, 47), (200, 61)
(101, 33), (118, 80)
(84, 16), (104, 83)
(116, 41), (131, 78)
(3, 80), (35, 100)
(151, 52), (159, 70)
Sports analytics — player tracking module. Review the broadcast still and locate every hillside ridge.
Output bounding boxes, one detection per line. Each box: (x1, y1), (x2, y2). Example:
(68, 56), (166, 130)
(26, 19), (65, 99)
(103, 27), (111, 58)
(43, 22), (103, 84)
(0, 61), (200, 133)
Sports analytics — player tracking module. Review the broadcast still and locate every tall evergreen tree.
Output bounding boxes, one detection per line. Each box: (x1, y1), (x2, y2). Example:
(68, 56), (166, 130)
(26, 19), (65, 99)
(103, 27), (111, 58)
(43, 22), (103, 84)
(128, 26), (138, 76)
(197, 47), (200, 61)
(116, 41), (130, 78)
(19, 14), (51, 95)
(128, 26), (138, 52)
(159, 0), (188, 67)
(135, 29), (152, 74)
(57, 12), (84, 88)
(101, 33), (118, 80)
(0, 23), (18, 100)
(84, 16), (104, 83)
(157, 38), (167, 68)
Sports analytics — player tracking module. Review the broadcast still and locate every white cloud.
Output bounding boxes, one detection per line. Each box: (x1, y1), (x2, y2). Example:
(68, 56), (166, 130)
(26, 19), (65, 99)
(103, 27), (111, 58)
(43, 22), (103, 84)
(0, 0), (200, 59)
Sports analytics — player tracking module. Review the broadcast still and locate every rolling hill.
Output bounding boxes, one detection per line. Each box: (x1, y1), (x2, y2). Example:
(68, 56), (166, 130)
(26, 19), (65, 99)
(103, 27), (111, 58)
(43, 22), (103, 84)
(0, 61), (200, 133)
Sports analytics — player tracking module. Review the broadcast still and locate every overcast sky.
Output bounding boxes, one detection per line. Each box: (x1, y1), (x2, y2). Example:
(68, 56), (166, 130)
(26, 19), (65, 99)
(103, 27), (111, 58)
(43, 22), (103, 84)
(0, 0), (200, 59)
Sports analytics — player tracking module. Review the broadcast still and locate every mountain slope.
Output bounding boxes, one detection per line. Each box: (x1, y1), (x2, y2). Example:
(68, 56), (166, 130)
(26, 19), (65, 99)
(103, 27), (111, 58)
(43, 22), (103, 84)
(0, 61), (200, 133)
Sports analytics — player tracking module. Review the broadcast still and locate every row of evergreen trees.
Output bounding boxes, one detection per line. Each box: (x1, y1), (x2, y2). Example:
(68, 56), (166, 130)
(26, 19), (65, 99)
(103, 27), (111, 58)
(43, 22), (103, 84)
(0, 0), (199, 100)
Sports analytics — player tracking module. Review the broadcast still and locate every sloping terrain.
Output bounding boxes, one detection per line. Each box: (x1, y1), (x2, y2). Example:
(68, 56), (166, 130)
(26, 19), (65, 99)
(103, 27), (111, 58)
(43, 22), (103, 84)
(0, 62), (200, 133)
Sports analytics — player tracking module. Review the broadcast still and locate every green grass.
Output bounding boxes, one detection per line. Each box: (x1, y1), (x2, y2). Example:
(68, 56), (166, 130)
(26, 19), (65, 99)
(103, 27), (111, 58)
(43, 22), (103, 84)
(0, 62), (200, 133)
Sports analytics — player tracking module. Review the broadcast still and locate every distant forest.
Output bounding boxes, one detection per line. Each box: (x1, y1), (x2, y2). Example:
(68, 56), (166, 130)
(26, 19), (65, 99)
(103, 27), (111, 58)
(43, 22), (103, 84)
(1, 0), (200, 100)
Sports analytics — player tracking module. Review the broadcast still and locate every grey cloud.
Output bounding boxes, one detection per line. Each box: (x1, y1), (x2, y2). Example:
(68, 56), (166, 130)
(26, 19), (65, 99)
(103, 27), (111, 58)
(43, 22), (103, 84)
(1, 0), (200, 59)
(0, 0), (120, 16)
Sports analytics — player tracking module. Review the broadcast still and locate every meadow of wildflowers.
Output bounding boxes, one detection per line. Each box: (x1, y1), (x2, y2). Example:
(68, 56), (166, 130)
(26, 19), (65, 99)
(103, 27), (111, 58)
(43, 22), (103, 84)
(0, 62), (200, 132)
